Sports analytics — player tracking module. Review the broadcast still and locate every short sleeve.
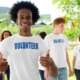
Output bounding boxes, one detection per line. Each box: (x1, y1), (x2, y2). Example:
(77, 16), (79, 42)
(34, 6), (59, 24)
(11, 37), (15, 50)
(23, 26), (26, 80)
(63, 34), (69, 48)
(66, 37), (69, 48)
(0, 38), (9, 59)
(40, 40), (48, 57)
(44, 36), (50, 48)
(73, 46), (78, 56)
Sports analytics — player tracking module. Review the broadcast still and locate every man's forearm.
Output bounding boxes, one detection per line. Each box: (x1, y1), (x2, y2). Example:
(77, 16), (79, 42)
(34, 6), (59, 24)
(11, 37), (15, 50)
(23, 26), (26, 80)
(66, 51), (71, 70)
(48, 63), (58, 77)
(47, 58), (58, 78)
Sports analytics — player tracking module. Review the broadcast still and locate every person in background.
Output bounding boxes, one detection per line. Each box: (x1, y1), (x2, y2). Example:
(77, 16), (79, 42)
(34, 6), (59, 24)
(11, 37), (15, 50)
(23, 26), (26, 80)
(44, 17), (73, 80)
(38, 31), (47, 80)
(72, 45), (80, 80)
(1, 30), (12, 41)
(0, 30), (12, 80)
(38, 32), (47, 39)
(0, 1), (58, 80)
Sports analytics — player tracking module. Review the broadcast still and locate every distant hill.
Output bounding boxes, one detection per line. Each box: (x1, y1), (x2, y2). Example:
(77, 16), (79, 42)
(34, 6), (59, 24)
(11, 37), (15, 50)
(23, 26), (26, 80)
(41, 14), (51, 17)
(0, 7), (10, 14)
(0, 7), (51, 21)
(0, 7), (10, 19)
(40, 14), (51, 21)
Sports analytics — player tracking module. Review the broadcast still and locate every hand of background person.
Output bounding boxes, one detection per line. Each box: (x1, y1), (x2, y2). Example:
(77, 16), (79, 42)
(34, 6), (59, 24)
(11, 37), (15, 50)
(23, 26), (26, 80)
(69, 68), (73, 77)
(71, 69), (75, 76)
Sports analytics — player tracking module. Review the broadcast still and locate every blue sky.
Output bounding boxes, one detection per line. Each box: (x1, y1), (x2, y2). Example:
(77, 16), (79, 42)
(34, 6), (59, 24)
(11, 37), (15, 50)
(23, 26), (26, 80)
(0, 0), (52, 14)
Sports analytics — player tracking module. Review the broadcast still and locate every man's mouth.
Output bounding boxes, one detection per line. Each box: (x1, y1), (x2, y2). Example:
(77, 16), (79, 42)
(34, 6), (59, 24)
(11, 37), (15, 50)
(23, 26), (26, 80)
(21, 23), (31, 26)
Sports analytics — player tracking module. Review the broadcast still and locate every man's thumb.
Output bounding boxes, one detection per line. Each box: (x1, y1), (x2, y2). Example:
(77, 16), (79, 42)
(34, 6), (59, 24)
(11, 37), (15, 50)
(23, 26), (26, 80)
(46, 49), (50, 57)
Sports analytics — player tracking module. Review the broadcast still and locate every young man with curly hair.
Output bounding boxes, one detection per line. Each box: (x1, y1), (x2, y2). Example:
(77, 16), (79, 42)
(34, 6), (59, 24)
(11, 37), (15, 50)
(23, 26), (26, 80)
(0, 1), (58, 80)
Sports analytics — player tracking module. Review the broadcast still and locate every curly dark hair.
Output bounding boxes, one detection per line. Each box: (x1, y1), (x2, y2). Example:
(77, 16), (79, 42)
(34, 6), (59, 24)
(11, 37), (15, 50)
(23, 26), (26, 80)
(9, 1), (40, 25)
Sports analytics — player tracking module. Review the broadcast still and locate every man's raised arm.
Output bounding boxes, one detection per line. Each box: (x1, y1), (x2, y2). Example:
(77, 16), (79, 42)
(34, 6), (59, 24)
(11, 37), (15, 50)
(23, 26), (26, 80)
(40, 49), (58, 78)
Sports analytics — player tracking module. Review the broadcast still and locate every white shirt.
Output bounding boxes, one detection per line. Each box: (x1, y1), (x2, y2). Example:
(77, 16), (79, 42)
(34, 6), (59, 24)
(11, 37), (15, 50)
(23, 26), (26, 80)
(37, 36), (45, 70)
(38, 56), (45, 70)
(0, 34), (47, 80)
(44, 33), (69, 68)
(73, 45), (80, 70)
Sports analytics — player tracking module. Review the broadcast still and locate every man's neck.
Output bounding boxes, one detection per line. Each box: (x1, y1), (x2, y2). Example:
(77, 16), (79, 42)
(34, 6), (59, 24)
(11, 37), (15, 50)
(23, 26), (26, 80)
(19, 31), (32, 37)
(53, 30), (60, 35)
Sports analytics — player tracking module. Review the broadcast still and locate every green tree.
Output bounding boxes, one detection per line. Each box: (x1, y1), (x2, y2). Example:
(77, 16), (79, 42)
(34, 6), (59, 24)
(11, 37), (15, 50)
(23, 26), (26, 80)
(52, 0), (80, 27)
(52, 0), (80, 40)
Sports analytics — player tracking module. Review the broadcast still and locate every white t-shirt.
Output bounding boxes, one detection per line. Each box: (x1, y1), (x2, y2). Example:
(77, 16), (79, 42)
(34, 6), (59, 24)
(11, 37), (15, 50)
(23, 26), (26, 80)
(44, 33), (69, 68)
(38, 56), (45, 70)
(37, 36), (45, 71)
(0, 34), (47, 80)
(73, 45), (80, 70)
(0, 40), (10, 65)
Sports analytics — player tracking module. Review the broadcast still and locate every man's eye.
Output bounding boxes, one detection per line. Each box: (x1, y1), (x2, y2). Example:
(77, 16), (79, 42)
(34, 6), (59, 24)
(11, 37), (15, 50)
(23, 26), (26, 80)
(20, 16), (24, 19)
(26, 16), (31, 19)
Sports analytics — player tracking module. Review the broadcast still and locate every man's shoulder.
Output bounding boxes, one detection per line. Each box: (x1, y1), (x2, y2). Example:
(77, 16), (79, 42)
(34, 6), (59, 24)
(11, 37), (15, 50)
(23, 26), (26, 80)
(2, 34), (18, 42)
(61, 34), (67, 37)
(45, 33), (52, 38)
(74, 45), (80, 50)
(61, 34), (68, 39)
(10, 34), (18, 38)
(5, 34), (18, 41)
(47, 33), (52, 36)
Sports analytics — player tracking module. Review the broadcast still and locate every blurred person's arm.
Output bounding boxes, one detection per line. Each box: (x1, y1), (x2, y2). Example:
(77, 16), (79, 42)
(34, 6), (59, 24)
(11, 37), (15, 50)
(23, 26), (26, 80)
(66, 50), (73, 76)
(72, 56), (76, 74)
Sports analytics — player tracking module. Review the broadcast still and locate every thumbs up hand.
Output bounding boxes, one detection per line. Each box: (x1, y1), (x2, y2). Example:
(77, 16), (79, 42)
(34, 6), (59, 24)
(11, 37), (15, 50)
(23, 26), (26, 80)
(40, 49), (53, 68)
(0, 53), (8, 73)
(40, 49), (58, 77)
